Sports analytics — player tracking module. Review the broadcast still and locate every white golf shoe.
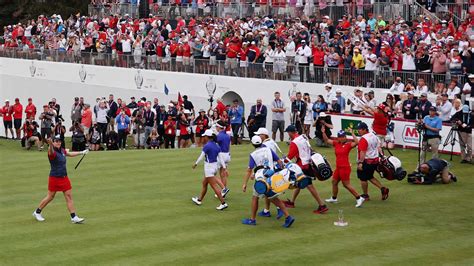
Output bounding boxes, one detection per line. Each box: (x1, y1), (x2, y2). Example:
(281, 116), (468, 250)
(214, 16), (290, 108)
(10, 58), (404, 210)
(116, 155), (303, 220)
(71, 216), (85, 224)
(355, 197), (365, 208)
(32, 211), (45, 222)
(192, 197), (202, 206)
(216, 203), (228, 210)
(325, 197), (338, 203)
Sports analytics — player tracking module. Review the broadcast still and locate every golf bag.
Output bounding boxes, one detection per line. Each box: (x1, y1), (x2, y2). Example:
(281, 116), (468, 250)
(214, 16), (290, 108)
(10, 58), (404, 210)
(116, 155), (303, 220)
(310, 153), (333, 181)
(253, 163), (311, 198)
(377, 156), (407, 181)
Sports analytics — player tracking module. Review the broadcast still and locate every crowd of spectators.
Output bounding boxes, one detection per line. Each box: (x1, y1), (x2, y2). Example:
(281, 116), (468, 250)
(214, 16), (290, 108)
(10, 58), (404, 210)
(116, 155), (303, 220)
(2, 72), (473, 154)
(1, 3), (473, 87)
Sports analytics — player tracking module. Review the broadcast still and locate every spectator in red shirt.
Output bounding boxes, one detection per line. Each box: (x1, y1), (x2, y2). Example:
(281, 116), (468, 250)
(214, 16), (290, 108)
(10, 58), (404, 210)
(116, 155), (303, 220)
(12, 98), (23, 139)
(81, 104), (93, 141)
(312, 44), (325, 83)
(163, 115), (176, 149)
(215, 98), (226, 116)
(25, 98), (37, 120)
(361, 103), (390, 145)
(1, 100), (14, 139)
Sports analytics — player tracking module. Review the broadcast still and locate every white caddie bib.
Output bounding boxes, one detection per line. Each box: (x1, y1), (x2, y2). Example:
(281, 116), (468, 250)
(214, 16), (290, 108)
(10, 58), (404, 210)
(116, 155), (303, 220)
(250, 147), (275, 170)
(293, 135), (312, 166)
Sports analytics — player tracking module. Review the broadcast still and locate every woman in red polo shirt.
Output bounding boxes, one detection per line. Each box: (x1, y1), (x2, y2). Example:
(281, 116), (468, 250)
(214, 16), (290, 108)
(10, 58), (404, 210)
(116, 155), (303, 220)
(33, 136), (88, 223)
(362, 103), (390, 145)
(322, 128), (365, 208)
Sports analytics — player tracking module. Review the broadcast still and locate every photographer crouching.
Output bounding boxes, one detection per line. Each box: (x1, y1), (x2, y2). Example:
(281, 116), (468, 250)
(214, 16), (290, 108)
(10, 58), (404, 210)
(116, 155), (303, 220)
(22, 119), (41, 151)
(418, 106), (442, 164)
(408, 158), (457, 184)
(450, 100), (474, 164)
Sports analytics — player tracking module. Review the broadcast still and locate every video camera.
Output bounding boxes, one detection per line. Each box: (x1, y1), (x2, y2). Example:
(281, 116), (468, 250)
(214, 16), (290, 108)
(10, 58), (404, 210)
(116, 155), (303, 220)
(415, 121), (425, 132)
(407, 171), (428, 184)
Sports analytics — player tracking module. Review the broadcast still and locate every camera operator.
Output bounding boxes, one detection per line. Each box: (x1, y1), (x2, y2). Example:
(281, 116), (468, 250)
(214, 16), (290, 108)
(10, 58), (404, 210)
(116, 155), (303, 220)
(314, 112), (333, 147)
(70, 97), (83, 126)
(49, 98), (61, 123)
(450, 101), (473, 164)
(70, 121), (86, 151)
(291, 92), (306, 134)
(412, 158), (457, 184)
(419, 106), (442, 164)
(95, 100), (109, 143)
(39, 104), (55, 148)
(132, 102), (146, 149)
(22, 119), (41, 151)
(53, 120), (66, 149)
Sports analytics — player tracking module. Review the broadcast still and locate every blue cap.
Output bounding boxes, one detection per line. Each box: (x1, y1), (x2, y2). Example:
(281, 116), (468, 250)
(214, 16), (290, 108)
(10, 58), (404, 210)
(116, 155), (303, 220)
(337, 130), (346, 137)
(357, 122), (368, 130)
(285, 125), (297, 132)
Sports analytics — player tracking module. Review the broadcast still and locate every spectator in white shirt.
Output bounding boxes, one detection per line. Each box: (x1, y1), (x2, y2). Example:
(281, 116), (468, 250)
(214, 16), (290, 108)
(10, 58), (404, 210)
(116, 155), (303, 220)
(296, 40), (312, 82)
(389, 77), (405, 95)
(402, 48), (417, 71)
(415, 78), (430, 95)
(446, 80), (461, 99)
(437, 94), (453, 122)
(285, 36), (296, 75)
(325, 83), (335, 102)
(462, 74), (474, 106)
(364, 49), (378, 71)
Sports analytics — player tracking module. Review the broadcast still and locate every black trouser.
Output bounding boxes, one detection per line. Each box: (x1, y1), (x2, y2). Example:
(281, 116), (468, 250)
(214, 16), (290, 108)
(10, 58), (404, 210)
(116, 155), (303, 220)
(118, 129), (127, 149)
(299, 63), (310, 82)
(231, 123), (241, 144)
(97, 122), (108, 143)
(72, 141), (85, 151)
(164, 134), (175, 149)
(314, 65), (324, 83)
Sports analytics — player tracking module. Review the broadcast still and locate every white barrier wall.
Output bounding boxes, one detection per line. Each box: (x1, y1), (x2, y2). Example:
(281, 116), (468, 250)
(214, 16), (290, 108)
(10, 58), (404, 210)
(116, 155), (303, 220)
(0, 57), (390, 133)
(0, 57), (466, 154)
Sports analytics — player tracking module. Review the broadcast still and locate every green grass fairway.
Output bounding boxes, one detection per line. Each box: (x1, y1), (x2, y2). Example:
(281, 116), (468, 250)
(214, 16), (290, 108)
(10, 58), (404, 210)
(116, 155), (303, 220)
(1, 139), (473, 265)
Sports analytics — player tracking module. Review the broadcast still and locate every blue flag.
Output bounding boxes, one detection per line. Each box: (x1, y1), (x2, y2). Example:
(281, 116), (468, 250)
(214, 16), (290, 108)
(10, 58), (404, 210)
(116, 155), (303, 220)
(164, 84), (169, 95)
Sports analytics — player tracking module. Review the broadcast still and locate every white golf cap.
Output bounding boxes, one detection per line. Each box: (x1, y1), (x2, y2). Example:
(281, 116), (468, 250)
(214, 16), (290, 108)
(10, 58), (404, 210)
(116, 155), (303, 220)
(319, 112), (328, 117)
(202, 129), (214, 137)
(336, 88), (342, 93)
(251, 135), (262, 145)
(468, 74), (474, 79)
(254, 127), (269, 136)
(325, 83), (333, 87)
(5, 99), (9, 102)
(183, 109), (191, 114)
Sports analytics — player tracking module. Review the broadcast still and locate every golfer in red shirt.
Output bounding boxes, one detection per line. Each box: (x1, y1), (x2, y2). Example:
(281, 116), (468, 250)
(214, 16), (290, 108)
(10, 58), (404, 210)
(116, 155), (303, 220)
(322, 127), (365, 208)
(32, 135), (88, 223)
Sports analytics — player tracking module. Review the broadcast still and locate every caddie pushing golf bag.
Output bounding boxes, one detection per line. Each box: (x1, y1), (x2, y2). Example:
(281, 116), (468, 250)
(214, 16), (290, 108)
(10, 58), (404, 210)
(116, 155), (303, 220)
(377, 155), (407, 181)
(310, 153), (333, 181)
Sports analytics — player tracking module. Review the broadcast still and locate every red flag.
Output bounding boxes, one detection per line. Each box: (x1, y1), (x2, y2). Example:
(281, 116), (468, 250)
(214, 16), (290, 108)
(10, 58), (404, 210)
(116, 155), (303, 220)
(177, 92), (184, 107)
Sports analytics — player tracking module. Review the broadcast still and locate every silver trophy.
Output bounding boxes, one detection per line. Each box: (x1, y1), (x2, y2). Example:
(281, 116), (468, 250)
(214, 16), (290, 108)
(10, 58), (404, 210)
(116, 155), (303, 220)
(79, 65), (87, 83)
(29, 61), (36, 77)
(135, 69), (143, 89)
(334, 209), (348, 227)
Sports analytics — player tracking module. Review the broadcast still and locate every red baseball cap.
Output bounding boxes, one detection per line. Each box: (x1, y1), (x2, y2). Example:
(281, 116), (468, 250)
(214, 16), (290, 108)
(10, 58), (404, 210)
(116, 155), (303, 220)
(28, 97), (32, 101)
(15, 98), (19, 101)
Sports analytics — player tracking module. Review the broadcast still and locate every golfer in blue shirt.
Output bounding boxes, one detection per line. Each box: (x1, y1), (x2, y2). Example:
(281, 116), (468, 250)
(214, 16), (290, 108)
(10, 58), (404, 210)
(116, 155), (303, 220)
(192, 129), (228, 210)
